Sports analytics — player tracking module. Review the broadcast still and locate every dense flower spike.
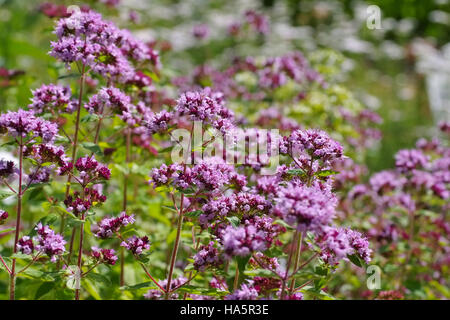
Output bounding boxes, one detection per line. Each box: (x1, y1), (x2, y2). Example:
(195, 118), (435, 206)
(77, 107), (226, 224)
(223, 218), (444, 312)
(0, 109), (58, 143)
(94, 212), (135, 238)
(28, 83), (76, 114)
(121, 236), (150, 255)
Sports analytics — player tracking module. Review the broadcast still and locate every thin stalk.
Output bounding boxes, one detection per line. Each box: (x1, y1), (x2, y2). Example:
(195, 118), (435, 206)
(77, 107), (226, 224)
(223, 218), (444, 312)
(63, 64), (86, 263)
(0, 254), (11, 274)
(74, 189), (86, 300)
(120, 128), (131, 286)
(10, 139), (23, 300)
(289, 231), (303, 293)
(233, 261), (239, 291)
(280, 234), (296, 300)
(164, 209), (184, 299)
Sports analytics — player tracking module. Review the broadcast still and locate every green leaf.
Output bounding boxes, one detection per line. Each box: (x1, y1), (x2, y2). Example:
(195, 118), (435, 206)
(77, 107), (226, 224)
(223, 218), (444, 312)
(158, 146), (174, 153)
(121, 281), (158, 291)
(0, 189), (15, 200)
(82, 142), (103, 155)
(184, 210), (202, 218)
(86, 272), (111, 287)
(316, 170), (339, 177)
(226, 216), (240, 227)
(35, 282), (56, 299)
(288, 169), (306, 176)
(347, 254), (364, 268)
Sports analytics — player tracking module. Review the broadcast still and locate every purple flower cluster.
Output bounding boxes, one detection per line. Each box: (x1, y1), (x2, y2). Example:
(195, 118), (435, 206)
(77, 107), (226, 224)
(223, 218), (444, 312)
(317, 227), (371, 266)
(0, 109), (58, 143)
(221, 223), (269, 258)
(144, 276), (187, 300)
(281, 129), (343, 165)
(395, 149), (429, 172)
(199, 192), (270, 226)
(64, 187), (107, 216)
(0, 159), (15, 178)
(244, 10), (270, 35)
(94, 211), (135, 238)
(145, 110), (173, 134)
(193, 241), (223, 271)
(50, 10), (159, 82)
(273, 182), (337, 233)
(17, 223), (67, 262)
(28, 143), (69, 167)
(28, 83), (76, 114)
(85, 87), (135, 124)
(175, 88), (234, 133)
(16, 236), (34, 254)
(192, 24), (209, 40)
(120, 235), (150, 255)
(150, 158), (246, 193)
(91, 247), (118, 265)
(60, 155), (111, 185)
(225, 282), (259, 300)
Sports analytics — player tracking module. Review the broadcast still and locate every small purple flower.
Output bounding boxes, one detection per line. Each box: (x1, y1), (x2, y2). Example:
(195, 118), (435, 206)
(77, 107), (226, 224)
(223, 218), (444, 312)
(395, 149), (429, 172)
(281, 129), (343, 165)
(145, 110), (173, 134)
(28, 83), (76, 114)
(121, 235), (150, 255)
(192, 24), (209, 39)
(0, 160), (15, 178)
(91, 247), (118, 265)
(34, 223), (66, 262)
(176, 88), (234, 133)
(16, 236), (34, 255)
(225, 282), (259, 300)
(0, 109), (58, 143)
(85, 87), (136, 125)
(193, 241), (223, 271)
(0, 210), (8, 224)
(273, 182), (336, 233)
(221, 223), (269, 258)
(93, 211), (135, 238)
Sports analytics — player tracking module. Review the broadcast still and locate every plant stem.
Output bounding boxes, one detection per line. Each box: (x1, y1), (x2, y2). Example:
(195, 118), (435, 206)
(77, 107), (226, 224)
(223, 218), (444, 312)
(233, 261), (239, 291)
(280, 233), (296, 300)
(120, 128), (131, 286)
(289, 231), (303, 293)
(64, 64), (86, 263)
(164, 208), (184, 299)
(0, 254), (11, 274)
(10, 140), (23, 300)
(74, 189), (86, 300)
